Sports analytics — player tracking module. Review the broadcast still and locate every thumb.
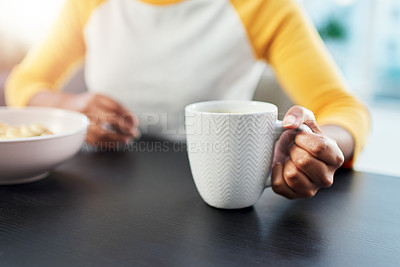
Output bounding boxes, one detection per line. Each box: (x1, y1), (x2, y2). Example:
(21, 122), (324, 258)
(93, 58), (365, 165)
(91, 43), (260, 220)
(282, 106), (322, 134)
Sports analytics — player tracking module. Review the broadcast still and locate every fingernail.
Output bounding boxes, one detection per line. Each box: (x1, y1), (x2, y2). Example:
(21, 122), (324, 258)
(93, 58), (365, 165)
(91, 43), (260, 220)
(282, 115), (296, 127)
(131, 130), (139, 137)
(133, 129), (141, 138)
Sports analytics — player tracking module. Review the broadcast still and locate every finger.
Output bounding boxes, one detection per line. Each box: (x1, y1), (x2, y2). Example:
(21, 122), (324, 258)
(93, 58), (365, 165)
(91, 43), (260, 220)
(85, 134), (117, 150)
(289, 144), (334, 188)
(272, 129), (298, 167)
(100, 114), (138, 136)
(85, 132), (97, 146)
(101, 108), (138, 136)
(271, 162), (298, 199)
(85, 129), (118, 149)
(105, 111), (138, 133)
(295, 131), (344, 167)
(95, 94), (133, 118)
(91, 124), (133, 144)
(282, 159), (319, 198)
(87, 103), (139, 136)
(282, 106), (322, 134)
(114, 112), (139, 135)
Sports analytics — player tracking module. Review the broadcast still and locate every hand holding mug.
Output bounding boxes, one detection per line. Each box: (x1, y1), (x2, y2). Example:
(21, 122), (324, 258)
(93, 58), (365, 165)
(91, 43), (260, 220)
(272, 106), (345, 199)
(186, 101), (316, 209)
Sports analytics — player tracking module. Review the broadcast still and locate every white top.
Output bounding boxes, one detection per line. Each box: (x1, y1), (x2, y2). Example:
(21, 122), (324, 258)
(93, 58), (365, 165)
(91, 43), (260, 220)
(84, 0), (266, 140)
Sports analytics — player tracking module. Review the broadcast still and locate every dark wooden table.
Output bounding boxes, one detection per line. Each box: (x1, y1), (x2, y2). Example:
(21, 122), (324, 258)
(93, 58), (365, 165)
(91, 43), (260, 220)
(1, 139), (400, 266)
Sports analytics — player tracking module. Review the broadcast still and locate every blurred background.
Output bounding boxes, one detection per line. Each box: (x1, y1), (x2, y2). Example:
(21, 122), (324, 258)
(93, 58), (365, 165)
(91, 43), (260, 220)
(302, 0), (400, 177)
(0, 0), (399, 176)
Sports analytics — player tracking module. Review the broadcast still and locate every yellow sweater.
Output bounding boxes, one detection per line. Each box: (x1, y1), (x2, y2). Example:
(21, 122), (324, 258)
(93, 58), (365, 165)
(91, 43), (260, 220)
(5, 0), (369, 162)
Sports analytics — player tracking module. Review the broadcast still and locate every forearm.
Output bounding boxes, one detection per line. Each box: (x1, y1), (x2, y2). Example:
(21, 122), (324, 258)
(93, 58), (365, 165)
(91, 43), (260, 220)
(320, 124), (354, 163)
(28, 91), (87, 112)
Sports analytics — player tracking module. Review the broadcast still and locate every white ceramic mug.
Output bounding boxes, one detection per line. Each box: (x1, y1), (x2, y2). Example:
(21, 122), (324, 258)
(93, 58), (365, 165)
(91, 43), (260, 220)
(185, 100), (311, 209)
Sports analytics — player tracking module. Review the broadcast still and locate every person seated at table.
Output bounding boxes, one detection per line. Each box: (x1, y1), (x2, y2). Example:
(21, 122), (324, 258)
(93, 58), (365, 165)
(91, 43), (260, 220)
(5, 0), (370, 199)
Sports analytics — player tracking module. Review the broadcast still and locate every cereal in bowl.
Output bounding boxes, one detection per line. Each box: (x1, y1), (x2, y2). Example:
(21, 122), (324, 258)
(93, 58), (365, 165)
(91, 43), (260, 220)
(0, 123), (53, 139)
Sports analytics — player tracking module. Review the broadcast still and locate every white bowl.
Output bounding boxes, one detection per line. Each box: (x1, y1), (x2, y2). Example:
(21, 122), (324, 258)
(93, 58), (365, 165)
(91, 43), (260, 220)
(0, 107), (88, 184)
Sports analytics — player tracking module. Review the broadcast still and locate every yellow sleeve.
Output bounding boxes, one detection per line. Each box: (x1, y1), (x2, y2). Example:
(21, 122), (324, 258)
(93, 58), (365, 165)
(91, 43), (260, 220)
(5, 0), (100, 107)
(231, 0), (370, 166)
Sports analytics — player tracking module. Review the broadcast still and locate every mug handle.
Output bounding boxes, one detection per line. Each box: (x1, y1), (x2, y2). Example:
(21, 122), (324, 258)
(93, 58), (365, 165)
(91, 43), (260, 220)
(265, 120), (313, 188)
